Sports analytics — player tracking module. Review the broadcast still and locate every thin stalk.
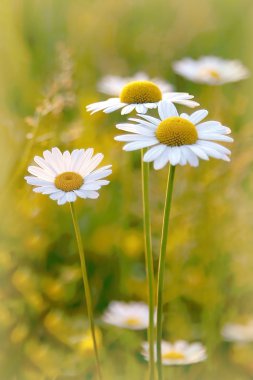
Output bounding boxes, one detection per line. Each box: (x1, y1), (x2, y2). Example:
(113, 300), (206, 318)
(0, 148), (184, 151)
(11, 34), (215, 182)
(156, 165), (176, 380)
(141, 150), (155, 380)
(69, 202), (102, 380)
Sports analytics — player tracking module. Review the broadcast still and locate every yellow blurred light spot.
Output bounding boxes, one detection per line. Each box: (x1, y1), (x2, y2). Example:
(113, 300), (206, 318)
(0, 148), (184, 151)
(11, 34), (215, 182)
(10, 324), (29, 343)
(120, 81), (162, 104)
(122, 230), (143, 258)
(156, 117), (198, 146)
(12, 268), (34, 291)
(0, 250), (14, 270)
(27, 293), (46, 312)
(90, 226), (117, 255)
(43, 278), (65, 301)
(77, 328), (102, 353)
(0, 307), (15, 328)
(162, 351), (185, 360)
(44, 310), (64, 331)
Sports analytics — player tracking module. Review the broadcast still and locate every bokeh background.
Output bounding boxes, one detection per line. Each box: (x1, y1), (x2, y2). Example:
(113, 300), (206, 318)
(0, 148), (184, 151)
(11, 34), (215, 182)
(0, 0), (253, 379)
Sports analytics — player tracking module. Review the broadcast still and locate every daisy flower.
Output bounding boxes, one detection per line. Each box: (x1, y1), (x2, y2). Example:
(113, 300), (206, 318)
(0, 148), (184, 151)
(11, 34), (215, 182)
(222, 321), (253, 343)
(142, 340), (207, 366)
(173, 56), (250, 85)
(86, 79), (199, 115)
(25, 147), (112, 205)
(97, 72), (174, 96)
(115, 100), (233, 170)
(102, 301), (153, 330)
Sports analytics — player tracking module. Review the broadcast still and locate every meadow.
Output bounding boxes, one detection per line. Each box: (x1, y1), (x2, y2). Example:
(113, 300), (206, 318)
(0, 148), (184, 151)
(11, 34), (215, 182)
(0, 0), (253, 379)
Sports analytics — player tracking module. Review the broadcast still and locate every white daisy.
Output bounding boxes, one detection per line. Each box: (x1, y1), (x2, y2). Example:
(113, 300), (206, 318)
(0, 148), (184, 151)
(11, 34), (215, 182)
(115, 100), (233, 170)
(25, 147), (112, 205)
(97, 72), (174, 96)
(102, 301), (152, 330)
(86, 79), (199, 115)
(142, 340), (207, 366)
(173, 56), (250, 85)
(222, 321), (253, 343)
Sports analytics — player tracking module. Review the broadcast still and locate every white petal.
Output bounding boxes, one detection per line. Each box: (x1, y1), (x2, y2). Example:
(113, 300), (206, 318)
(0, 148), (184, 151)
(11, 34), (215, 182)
(128, 118), (157, 130)
(135, 104), (147, 114)
(66, 192), (77, 202)
(116, 123), (155, 136)
(181, 146), (199, 167)
(80, 153), (104, 176)
(143, 145), (167, 162)
(169, 147), (181, 165)
(85, 168), (112, 182)
(82, 190), (99, 199)
(121, 104), (136, 114)
(115, 134), (154, 142)
(123, 139), (157, 151)
(189, 110), (208, 124)
(171, 98), (199, 108)
(73, 149), (94, 173)
(197, 140), (231, 155)
(81, 183), (102, 191)
(50, 191), (63, 201)
(104, 103), (124, 113)
(27, 166), (55, 181)
(198, 132), (233, 142)
(25, 176), (53, 186)
(137, 114), (160, 125)
(188, 145), (209, 160)
(158, 100), (178, 119)
(153, 148), (171, 170)
(57, 193), (68, 205)
(51, 147), (65, 172)
(33, 156), (57, 176)
(33, 186), (58, 194)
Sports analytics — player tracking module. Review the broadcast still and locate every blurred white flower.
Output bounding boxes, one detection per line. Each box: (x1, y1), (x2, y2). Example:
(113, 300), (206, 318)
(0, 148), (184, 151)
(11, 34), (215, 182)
(115, 100), (233, 169)
(142, 340), (207, 365)
(87, 78), (198, 115)
(102, 301), (152, 330)
(25, 147), (111, 205)
(97, 72), (174, 96)
(173, 56), (250, 85)
(222, 321), (253, 343)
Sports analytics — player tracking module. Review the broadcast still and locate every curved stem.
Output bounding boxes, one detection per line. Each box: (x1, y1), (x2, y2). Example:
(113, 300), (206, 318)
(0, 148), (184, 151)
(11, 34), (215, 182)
(69, 203), (102, 380)
(156, 165), (176, 380)
(141, 150), (155, 380)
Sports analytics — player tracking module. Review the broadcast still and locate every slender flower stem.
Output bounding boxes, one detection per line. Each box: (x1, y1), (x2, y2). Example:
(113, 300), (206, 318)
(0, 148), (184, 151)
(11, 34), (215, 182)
(141, 150), (155, 380)
(156, 165), (176, 380)
(69, 202), (102, 380)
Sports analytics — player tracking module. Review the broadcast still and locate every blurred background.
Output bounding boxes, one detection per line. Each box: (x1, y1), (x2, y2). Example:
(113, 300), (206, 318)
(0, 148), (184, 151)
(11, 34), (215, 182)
(0, 0), (253, 379)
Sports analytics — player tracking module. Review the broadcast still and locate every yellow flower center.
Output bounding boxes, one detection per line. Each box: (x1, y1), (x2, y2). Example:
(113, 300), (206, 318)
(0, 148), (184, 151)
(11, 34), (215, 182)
(202, 68), (220, 80)
(156, 117), (198, 146)
(120, 81), (162, 104)
(54, 172), (83, 192)
(125, 317), (141, 327)
(162, 351), (185, 360)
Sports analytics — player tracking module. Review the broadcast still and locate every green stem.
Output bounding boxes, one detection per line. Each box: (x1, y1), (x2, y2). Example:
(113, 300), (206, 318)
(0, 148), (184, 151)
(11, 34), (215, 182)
(156, 165), (176, 380)
(141, 150), (155, 380)
(69, 203), (102, 380)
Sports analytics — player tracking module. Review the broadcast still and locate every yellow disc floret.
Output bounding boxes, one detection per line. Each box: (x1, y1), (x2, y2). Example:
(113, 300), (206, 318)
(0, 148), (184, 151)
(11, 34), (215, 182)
(162, 351), (185, 360)
(156, 117), (198, 146)
(55, 172), (83, 192)
(120, 81), (162, 104)
(201, 68), (221, 80)
(125, 317), (141, 327)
